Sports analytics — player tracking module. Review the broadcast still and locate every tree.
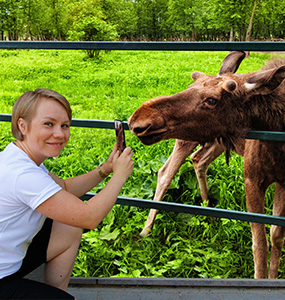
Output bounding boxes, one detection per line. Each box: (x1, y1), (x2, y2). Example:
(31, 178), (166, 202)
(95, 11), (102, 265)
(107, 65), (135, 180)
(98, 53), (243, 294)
(0, 0), (25, 40)
(101, 0), (138, 40)
(0, 0), (284, 42)
(68, 0), (118, 58)
(166, 0), (195, 39)
(245, 0), (257, 41)
(28, 0), (71, 40)
(184, 0), (211, 40)
(253, 0), (285, 40)
(134, 0), (167, 40)
(206, 0), (261, 41)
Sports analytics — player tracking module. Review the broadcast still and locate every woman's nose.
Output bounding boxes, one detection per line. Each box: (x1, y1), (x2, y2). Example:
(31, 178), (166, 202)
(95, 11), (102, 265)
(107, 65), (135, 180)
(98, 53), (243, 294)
(53, 126), (65, 138)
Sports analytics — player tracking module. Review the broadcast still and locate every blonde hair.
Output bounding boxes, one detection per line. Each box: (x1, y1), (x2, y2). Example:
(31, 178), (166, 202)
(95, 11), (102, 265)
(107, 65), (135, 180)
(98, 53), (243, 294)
(12, 88), (72, 140)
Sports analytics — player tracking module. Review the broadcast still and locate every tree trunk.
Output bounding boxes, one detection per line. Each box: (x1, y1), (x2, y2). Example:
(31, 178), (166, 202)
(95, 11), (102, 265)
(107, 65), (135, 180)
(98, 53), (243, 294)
(245, 0), (257, 41)
(25, 21), (30, 40)
(230, 26), (234, 41)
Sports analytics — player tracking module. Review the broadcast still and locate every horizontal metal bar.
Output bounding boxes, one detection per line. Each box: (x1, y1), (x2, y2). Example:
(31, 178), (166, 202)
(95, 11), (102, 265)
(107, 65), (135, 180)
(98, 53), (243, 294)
(0, 41), (284, 51)
(245, 130), (285, 141)
(81, 193), (285, 227)
(71, 119), (129, 130)
(69, 277), (285, 288)
(1, 114), (285, 140)
(0, 114), (130, 130)
(0, 114), (11, 122)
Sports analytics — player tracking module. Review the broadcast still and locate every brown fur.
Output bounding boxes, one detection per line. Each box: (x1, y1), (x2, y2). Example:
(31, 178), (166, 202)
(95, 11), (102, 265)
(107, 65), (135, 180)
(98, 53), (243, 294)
(135, 52), (247, 238)
(129, 52), (285, 278)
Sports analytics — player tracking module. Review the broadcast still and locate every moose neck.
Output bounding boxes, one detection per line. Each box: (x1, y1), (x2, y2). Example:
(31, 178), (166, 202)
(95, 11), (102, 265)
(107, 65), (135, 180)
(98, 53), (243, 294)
(246, 92), (285, 132)
(220, 88), (285, 156)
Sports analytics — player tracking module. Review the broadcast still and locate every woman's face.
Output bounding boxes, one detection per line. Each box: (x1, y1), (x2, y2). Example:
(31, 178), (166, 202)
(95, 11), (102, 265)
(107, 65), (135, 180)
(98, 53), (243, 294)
(19, 97), (71, 165)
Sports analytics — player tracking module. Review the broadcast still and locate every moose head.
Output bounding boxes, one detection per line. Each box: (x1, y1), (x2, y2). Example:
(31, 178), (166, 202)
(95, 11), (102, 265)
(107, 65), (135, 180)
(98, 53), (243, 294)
(129, 52), (285, 155)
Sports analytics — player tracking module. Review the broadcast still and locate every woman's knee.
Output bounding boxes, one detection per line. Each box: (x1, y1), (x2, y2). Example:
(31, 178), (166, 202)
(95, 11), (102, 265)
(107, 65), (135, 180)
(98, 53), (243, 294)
(65, 225), (82, 245)
(47, 222), (82, 261)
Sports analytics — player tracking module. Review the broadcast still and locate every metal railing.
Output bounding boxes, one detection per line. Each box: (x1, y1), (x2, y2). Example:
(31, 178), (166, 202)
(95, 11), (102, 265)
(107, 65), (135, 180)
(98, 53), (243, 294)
(0, 40), (284, 51)
(0, 41), (285, 226)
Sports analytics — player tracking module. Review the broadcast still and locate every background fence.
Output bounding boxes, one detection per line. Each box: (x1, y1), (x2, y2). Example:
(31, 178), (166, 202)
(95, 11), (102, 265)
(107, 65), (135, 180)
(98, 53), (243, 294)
(1, 41), (285, 226)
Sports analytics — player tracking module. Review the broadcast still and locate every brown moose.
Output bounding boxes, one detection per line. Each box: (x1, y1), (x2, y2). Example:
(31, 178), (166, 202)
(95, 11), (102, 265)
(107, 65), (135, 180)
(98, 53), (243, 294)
(134, 52), (246, 237)
(128, 51), (285, 279)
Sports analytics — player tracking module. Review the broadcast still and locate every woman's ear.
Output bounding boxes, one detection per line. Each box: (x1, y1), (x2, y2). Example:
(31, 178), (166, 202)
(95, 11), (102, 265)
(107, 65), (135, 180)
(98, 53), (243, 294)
(17, 118), (28, 137)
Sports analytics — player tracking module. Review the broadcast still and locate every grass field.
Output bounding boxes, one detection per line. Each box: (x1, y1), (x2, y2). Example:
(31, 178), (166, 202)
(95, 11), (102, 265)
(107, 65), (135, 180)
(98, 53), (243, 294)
(0, 48), (284, 278)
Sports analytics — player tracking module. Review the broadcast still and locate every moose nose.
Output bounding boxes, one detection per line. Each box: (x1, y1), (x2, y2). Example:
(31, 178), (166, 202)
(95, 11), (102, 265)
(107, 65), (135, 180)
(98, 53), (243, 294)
(129, 123), (151, 136)
(128, 114), (151, 136)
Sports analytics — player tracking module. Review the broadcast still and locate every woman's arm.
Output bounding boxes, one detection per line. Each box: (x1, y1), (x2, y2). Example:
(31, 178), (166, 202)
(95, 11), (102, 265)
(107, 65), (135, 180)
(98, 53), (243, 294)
(49, 143), (117, 197)
(37, 147), (134, 229)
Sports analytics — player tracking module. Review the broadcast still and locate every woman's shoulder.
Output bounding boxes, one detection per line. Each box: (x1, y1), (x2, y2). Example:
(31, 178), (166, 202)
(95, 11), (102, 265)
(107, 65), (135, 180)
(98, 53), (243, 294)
(1, 142), (22, 159)
(0, 143), (42, 175)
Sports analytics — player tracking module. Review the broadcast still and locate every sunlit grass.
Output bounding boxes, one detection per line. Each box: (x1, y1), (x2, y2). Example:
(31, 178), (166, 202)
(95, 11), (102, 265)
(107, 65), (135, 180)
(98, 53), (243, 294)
(0, 48), (282, 278)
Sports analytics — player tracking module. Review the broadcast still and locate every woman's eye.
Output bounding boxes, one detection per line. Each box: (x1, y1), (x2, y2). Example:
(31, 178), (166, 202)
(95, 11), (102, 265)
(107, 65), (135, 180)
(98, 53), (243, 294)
(45, 122), (53, 127)
(62, 124), (70, 129)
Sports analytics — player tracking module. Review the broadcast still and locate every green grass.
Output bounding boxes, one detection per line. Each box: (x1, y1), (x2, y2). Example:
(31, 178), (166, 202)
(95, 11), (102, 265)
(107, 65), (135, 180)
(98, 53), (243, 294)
(0, 49), (284, 278)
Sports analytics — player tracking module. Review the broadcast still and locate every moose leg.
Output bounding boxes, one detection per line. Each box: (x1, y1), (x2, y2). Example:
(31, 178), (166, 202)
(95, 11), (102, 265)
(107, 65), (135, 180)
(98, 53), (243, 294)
(190, 140), (224, 202)
(243, 140), (270, 278)
(269, 183), (285, 279)
(244, 173), (268, 278)
(246, 185), (268, 278)
(140, 140), (198, 236)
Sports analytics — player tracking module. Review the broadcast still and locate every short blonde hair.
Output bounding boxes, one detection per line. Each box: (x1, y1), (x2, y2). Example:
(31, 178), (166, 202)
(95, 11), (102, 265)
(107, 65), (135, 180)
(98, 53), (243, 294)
(12, 88), (72, 140)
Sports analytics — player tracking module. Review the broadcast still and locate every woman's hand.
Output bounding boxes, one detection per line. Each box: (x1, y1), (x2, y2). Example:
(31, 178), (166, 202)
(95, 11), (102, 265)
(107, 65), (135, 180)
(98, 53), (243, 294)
(99, 143), (118, 176)
(101, 143), (134, 179)
(112, 146), (134, 181)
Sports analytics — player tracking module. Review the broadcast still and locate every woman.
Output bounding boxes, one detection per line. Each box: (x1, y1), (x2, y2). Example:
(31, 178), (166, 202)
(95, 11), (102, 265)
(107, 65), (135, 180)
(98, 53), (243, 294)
(0, 88), (134, 299)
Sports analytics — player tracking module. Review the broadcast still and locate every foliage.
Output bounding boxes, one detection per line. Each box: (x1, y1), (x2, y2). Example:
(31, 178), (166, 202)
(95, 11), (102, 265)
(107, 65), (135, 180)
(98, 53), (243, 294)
(101, 0), (138, 39)
(67, 0), (118, 58)
(0, 49), (284, 278)
(0, 0), (284, 42)
(0, 0), (24, 40)
(253, 0), (285, 40)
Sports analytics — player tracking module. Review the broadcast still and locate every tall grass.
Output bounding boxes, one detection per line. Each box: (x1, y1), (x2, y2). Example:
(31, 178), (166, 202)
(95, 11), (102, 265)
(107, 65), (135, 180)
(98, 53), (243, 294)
(0, 49), (283, 278)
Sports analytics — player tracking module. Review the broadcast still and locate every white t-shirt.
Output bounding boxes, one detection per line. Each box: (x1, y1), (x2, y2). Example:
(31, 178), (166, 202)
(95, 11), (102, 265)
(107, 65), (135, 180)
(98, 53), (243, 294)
(0, 142), (62, 279)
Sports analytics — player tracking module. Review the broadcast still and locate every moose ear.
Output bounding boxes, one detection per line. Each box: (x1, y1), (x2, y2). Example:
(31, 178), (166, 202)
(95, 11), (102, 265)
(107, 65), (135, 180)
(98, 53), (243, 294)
(191, 71), (207, 81)
(244, 65), (285, 93)
(219, 51), (247, 76)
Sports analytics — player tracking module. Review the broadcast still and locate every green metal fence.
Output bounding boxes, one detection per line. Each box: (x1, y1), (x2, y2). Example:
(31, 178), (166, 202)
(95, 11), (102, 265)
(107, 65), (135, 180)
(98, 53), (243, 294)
(0, 40), (284, 51)
(0, 41), (285, 226)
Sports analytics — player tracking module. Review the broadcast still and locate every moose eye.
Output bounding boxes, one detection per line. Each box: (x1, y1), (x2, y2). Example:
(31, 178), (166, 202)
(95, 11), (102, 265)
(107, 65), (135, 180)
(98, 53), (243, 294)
(204, 98), (217, 106)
